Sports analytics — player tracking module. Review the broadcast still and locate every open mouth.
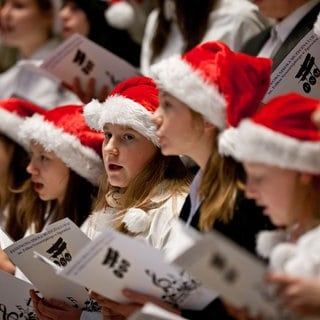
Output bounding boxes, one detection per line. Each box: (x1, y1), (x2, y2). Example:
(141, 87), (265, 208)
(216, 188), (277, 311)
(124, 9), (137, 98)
(108, 164), (123, 171)
(33, 182), (44, 192)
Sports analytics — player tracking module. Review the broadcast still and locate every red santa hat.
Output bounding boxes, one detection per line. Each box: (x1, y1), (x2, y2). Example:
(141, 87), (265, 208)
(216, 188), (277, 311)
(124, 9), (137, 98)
(0, 98), (45, 149)
(19, 105), (105, 185)
(150, 41), (272, 131)
(232, 93), (320, 174)
(84, 76), (159, 146)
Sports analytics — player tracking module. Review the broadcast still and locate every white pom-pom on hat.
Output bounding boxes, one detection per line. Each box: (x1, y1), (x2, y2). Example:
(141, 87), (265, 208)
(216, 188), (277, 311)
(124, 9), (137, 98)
(105, 1), (135, 30)
(256, 229), (287, 259)
(269, 243), (296, 272)
(122, 208), (152, 234)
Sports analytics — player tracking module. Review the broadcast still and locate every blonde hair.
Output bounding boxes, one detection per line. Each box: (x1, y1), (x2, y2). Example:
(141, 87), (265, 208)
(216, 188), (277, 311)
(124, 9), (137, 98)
(94, 149), (191, 234)
(189, 111), (244, 231)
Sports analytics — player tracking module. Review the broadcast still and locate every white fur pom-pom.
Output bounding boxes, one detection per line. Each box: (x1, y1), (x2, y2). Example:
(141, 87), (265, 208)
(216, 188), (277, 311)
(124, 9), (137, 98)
(105, 2), (135, 30)
(218, 127), (239, 157)
(122, 208), (151, 233)
(269, 243), (296, 272)
(83, 99), (104, 130)
(256, 229), (287, 259)
(314, 12), (320, 36)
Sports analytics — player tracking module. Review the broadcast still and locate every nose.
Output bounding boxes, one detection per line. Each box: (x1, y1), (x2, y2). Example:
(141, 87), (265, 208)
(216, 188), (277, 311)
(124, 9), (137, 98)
(151, 109), (163, 129)
(59, 5), (69, 21)
(26, 158), (39, 175)
(244, 179), (258, 200)
(103, 137), (119, 156)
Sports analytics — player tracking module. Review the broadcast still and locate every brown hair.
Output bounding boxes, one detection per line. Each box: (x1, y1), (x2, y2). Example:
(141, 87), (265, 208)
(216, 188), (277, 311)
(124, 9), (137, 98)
(0, 135), (30, 240)
(188, 111), (245, 231)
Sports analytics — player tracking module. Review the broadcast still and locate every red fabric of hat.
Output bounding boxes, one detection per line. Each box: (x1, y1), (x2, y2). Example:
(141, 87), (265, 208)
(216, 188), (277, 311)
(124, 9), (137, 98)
(234, 93), (320, 173)
(0, 98), (45, 148)
(19, 105), (105, 185)
(151, 41), (272, 130)
(84, 76), (159, 145)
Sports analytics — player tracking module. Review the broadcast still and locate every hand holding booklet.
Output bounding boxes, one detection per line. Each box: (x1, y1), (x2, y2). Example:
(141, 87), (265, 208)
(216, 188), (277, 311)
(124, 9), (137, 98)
(57, 224), (215, 310)
(4, 218), (92, 309)
(40, 33), (140, 96)
(173, 229), (317, 320)
(4, 218), (215, 312)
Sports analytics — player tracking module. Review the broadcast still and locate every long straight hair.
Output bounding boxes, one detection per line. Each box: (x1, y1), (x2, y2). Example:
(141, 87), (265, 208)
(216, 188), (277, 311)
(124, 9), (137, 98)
(0, 135), (30, 240)
(189, 111), (245, 231)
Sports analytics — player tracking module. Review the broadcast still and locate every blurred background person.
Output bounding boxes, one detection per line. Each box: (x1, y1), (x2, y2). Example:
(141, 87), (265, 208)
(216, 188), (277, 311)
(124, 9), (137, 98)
(0, 0), (82, 108)
(140, 0), (272, 75)
(241, 0), (320, 70)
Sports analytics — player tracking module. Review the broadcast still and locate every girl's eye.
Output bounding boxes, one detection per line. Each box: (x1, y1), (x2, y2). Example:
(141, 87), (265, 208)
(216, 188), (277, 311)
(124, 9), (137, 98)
(252, 176), (263, 184)
(40, 155), (49, 162)
(104, 132), (112, 140)
(161, 100), (171, 110)
(12, 0), (26, 9)
(123, 134), (134, 141)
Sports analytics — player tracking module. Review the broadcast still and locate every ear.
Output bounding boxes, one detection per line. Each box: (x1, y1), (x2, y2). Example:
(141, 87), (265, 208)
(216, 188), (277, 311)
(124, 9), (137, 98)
(299, 172), (313, 185)
(203, 120), (215, 130)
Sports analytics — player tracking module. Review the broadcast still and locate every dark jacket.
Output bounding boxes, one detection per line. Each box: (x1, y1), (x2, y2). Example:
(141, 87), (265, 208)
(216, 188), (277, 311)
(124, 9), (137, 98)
(180, 191), (274, 319)
(241, 2), (320, 71)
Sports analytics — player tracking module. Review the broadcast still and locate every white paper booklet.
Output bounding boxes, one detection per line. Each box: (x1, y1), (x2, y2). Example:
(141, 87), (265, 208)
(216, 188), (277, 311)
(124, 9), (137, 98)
(58, 228), (216, 310)
(0, 269), (37, 319)
(4, 218), (92, 309)
(129, 303), (188, 320)
(0, 227), (13, 249)
(173, 229), (316, 320)
(40, 33), (140, 95)
(263, 29), (320, 103)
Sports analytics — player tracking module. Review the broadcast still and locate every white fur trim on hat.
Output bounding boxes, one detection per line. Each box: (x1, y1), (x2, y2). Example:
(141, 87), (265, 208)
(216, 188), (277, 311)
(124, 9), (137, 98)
(314, 12), (320, 36)
(218, 127), (240, 157)
(234, 120), (320, 174)
(0, 109), (27, 149)
(19, 114), (104, 186)
(105, 1), (135, 29)
(122, 208), (151, 233)
(151, 56), (227, 130)
(84, 97), (159, 146)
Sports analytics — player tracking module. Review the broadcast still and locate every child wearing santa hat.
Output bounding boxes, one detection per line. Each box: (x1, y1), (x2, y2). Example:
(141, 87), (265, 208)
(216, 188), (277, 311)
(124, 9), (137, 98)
(227, 93), (320, 319)
(87, 41), (274, 319)
(0, 98), (45, 240)
(0, 98), (45, 274)
(18, 104), (104, 236)
(30, 75), (190, 320)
